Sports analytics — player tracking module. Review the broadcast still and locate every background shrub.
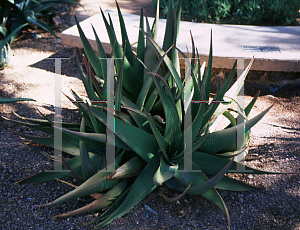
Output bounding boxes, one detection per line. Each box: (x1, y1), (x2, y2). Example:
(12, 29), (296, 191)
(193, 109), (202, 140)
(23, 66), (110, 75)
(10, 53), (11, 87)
(153, 0), (300, 25)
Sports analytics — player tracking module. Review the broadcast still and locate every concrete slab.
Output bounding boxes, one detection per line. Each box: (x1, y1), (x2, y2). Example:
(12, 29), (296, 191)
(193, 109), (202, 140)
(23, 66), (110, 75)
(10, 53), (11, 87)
(62, 10), (300, 72)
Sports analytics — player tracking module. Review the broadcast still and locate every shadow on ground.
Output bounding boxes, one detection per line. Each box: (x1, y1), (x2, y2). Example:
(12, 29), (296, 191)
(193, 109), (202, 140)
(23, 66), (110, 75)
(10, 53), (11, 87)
(29, 47), (80, 78)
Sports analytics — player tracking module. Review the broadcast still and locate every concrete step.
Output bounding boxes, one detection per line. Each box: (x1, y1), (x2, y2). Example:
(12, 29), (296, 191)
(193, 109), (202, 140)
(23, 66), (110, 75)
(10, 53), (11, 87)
(62, 10), (300, 72)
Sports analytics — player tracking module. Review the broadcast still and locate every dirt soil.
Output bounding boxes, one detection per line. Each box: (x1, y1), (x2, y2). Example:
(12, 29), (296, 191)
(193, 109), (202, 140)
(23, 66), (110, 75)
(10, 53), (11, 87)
(1, 5), (300, 230)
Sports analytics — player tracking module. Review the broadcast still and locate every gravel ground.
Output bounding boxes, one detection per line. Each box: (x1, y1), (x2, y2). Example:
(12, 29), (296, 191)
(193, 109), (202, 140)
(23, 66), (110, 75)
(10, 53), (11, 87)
(1, 91), (299, 230)
(1, 16), (300, 230)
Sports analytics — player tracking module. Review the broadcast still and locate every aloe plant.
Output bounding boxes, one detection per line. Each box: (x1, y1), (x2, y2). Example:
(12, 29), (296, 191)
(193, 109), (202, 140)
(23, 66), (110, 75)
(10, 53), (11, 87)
(0, 0), (83, 52)
(0, 39), (11, 69)
(0, 98), (35, 103)
(5, 0), (283, 229)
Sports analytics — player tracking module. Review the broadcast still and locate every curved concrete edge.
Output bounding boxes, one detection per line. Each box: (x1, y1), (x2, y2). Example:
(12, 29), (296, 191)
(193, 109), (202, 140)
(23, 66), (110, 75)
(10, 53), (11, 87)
(62, 32), (300, 72)
(62, 10), (300, 72)
(205, 56), (300, 72)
